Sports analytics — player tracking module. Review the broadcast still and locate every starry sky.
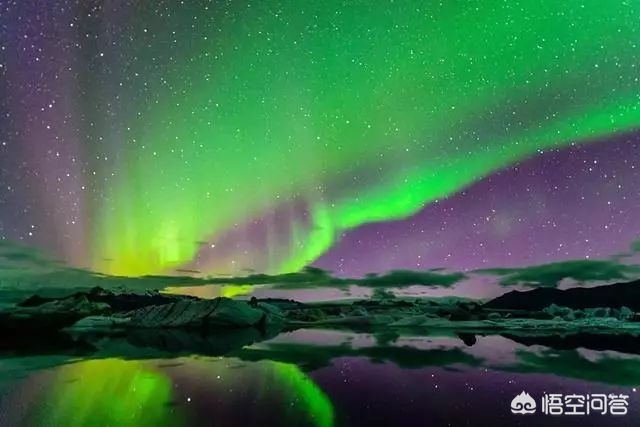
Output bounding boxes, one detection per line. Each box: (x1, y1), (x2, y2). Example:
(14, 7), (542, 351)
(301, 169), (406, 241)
(1, 0), (639, 296)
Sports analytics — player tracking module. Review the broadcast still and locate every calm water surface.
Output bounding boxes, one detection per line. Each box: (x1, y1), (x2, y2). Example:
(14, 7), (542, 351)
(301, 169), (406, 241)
(0, 329), (638, 427)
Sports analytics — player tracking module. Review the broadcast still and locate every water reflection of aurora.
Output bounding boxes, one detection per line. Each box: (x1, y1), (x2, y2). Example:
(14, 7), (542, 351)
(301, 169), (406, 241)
(2, 358), (334, 427)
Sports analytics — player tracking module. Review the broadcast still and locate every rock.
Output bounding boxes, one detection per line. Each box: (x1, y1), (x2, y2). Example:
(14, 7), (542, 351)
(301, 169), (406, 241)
(119, 297), (270, 329)
(457, 333), (477, 346)
(619, 306), (634, 321)
(300, 308), (327, 321)
(67, 315), (132, 332)
(16, 294), (53, 307)
(10, 294), (110, 317)
(369, 314), (395, 325)
(448, 307), (474, 321)
(543, 304), (573, 318)
(0, 295), (111, 333)
(255, 302), (282, 317)
(585, 307), (611, 318)
(389, 315), (430, 326)
(16, 287), (196, 312)
(352, 307), (368, 317)
(573, 310), (585, 319)
(90, 290), (197, 312)
(456, 301), (480, 312)
(529, 311), (554, 320)
(253, 298), (306, 310)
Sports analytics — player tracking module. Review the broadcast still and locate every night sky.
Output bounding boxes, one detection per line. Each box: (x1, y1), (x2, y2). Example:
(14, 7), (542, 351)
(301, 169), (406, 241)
(1, 4), (640, 424)
(1, 1), (639, 297)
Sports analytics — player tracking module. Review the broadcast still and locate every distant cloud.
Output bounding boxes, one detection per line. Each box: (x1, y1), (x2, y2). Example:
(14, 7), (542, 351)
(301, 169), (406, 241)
(195, 267), (466, 290)
(0, 242), (466, 293)
(3, 239), (640, 296)
(475, 259), (640, 288)
(609, 238), (640, 261)
(354, 270), (465, 289)
(0, 241), (61, 268)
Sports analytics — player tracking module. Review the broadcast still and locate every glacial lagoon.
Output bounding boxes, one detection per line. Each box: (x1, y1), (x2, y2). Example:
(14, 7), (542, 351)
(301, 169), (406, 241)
(0, 329), (638, 427)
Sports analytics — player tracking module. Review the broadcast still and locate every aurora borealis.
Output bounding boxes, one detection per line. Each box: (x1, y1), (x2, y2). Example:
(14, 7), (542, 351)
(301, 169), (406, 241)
(1, 0), (639, 292)
(3, 3), (640, 426)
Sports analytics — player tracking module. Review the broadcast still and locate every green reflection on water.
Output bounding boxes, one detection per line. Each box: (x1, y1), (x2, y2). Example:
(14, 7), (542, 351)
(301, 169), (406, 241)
(272, 362), (334, 427)
(11, 357), (334, 427)
(34, 359), (182, 427)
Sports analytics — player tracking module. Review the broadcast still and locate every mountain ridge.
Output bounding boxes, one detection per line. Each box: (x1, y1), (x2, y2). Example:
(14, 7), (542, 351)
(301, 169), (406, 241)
(484, 279), (640, 311)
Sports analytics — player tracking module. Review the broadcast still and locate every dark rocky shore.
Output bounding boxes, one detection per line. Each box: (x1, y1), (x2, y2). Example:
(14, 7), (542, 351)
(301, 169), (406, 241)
(2, 279), (640, 357)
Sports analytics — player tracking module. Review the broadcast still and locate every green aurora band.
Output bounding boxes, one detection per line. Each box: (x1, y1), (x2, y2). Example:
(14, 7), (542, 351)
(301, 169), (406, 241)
(93, 0), (640, 275)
